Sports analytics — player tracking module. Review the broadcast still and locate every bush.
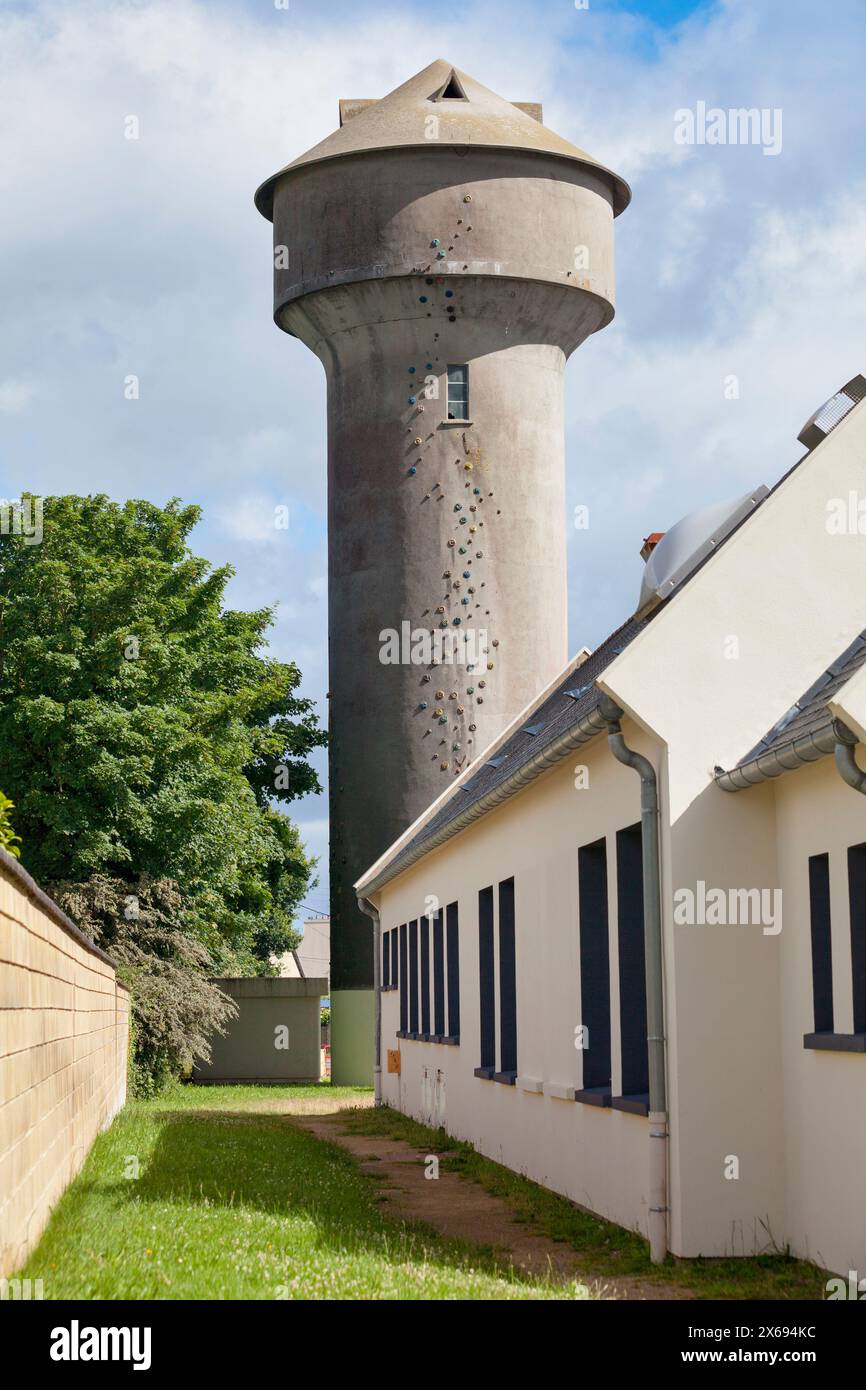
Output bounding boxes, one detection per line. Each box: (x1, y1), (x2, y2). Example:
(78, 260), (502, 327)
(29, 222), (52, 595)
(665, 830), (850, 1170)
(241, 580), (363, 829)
(56, 874), (237, 1097)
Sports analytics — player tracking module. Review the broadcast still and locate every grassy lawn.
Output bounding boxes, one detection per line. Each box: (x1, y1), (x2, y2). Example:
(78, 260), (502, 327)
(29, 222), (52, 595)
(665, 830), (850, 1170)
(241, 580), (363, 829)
(339, 1106), (831, 1301)
(16, 1084), (595, 1301)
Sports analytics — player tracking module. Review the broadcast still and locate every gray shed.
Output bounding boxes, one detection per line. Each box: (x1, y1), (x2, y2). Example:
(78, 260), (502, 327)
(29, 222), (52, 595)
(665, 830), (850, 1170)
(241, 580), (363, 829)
(193, 977), (327, 1084)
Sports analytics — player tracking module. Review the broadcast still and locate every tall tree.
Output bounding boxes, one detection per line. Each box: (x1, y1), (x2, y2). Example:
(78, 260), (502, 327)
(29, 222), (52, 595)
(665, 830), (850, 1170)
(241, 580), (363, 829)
(0, 495), (327, 1088)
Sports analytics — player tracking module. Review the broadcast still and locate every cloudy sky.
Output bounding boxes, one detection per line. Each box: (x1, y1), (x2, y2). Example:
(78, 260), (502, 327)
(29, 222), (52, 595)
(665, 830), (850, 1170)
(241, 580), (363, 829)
(3, 0), (865, 908)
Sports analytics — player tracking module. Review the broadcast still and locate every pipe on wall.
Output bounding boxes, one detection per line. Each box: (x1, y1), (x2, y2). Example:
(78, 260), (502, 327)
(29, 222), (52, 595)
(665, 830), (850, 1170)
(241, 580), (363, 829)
(598, 694), (669, 1265)
(357, 896), (383, 1105)
(833, 719), (866, 794)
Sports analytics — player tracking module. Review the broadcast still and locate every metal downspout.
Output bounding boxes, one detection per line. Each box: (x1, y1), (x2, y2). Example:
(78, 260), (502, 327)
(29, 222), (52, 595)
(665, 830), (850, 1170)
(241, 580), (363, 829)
(833, 719), (866, 794)
(357, 897), (383, 1105)
(598, 694), (669, 1265)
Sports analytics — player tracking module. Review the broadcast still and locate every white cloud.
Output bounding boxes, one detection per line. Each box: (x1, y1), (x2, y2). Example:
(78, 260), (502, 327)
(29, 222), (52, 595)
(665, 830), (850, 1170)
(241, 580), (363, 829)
(0, 379), (36, 414)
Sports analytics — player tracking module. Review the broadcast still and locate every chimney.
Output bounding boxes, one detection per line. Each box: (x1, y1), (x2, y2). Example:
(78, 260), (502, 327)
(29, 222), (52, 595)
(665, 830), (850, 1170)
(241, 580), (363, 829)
(640, 532), (665, 563)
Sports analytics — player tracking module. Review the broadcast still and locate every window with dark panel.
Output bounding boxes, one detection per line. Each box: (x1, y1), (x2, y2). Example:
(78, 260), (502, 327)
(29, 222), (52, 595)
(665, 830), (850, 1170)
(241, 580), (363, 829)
(420, 914), (431, 1037)
(578, 837), (612, 1092)
(616, 823), (649, 1101)
(848, 843), (866, 1033)
(432, 908), (445, 1037)
(390, 928), (398, 992)
(446, 901), (460, 1041)
(399, 923), (408, 1033)
(478, 886), (495, 1071)
(382, 928), (390, 989)
(409, 919), (419, 1035)
(809, 852), (834, 1033)
(498, 877), (517, 1078)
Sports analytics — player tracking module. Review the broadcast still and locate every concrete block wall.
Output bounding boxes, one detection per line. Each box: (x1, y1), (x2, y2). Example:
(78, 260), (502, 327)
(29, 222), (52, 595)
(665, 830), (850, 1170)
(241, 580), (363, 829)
(0, 848), (129, 1277)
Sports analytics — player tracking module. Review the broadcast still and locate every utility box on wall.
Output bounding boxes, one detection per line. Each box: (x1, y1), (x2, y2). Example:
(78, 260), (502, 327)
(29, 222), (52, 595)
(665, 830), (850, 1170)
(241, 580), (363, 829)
(193, 977), (328, 1084)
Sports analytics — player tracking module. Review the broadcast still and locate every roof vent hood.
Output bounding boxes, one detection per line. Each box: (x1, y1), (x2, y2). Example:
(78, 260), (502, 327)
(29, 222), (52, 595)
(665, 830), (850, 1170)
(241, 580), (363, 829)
(635, 487), (769, 619)
(797, 374), (866, 452)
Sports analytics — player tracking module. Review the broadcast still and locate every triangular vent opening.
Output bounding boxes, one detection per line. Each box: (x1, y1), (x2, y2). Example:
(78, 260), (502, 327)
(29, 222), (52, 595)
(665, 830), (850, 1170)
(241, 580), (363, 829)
(437, 71), (467, 100)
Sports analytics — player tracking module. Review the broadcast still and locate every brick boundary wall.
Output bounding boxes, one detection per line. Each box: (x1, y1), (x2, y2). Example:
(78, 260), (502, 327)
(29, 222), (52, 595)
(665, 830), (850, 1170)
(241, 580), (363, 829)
(0, 846), (129, 1277)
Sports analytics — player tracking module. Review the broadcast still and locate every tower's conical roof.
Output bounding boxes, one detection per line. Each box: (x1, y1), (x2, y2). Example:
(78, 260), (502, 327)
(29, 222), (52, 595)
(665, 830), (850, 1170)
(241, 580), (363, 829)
(255, 58), (630, 220)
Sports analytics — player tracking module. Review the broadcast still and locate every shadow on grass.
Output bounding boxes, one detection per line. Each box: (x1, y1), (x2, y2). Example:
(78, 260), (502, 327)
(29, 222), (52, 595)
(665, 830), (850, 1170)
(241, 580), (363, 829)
(98, 1107), (558, 1291)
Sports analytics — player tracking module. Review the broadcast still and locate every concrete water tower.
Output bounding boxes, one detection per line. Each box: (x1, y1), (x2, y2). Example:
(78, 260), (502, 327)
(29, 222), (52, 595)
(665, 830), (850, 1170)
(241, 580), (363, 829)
(255, 59), (629, 1083)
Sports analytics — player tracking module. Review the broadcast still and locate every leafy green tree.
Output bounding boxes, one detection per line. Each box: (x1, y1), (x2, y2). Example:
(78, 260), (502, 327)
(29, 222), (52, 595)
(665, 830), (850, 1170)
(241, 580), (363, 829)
(0, 495), (327, 1086)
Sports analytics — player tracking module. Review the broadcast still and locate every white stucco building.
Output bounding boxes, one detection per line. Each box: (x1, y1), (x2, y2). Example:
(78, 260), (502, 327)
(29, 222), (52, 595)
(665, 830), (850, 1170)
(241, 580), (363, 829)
(276, 915), (331, 995)
(356, 376), (866, 1275)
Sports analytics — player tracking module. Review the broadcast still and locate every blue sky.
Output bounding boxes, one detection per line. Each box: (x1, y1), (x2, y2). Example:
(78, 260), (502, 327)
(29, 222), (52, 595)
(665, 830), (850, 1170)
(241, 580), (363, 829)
(2, 0), (865, 909)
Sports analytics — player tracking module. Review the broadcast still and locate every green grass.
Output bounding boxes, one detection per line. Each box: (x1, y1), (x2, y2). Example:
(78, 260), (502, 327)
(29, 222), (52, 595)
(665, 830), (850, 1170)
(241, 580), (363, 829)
(17, 1085), (595, 1301)
(339, 1105), (831, 1301)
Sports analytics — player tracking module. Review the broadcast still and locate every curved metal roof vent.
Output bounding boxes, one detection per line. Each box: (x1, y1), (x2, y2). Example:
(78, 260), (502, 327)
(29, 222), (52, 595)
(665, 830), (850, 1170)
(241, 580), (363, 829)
(635, 487), (768, 619)
(797, 374), (866, 452)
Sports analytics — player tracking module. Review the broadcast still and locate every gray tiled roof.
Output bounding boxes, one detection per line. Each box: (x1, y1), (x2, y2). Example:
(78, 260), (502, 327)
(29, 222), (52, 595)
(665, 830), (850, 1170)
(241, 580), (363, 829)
(717, 629), (866, 788)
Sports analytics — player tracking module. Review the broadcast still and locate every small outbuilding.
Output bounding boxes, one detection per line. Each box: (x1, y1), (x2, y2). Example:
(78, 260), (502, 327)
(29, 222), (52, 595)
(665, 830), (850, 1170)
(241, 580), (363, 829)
(193, 977), (327, 1084)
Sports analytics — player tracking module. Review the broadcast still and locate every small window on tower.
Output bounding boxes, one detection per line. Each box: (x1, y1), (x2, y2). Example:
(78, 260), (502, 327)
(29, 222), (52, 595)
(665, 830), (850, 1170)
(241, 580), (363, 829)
(447, 364), (469, 420)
